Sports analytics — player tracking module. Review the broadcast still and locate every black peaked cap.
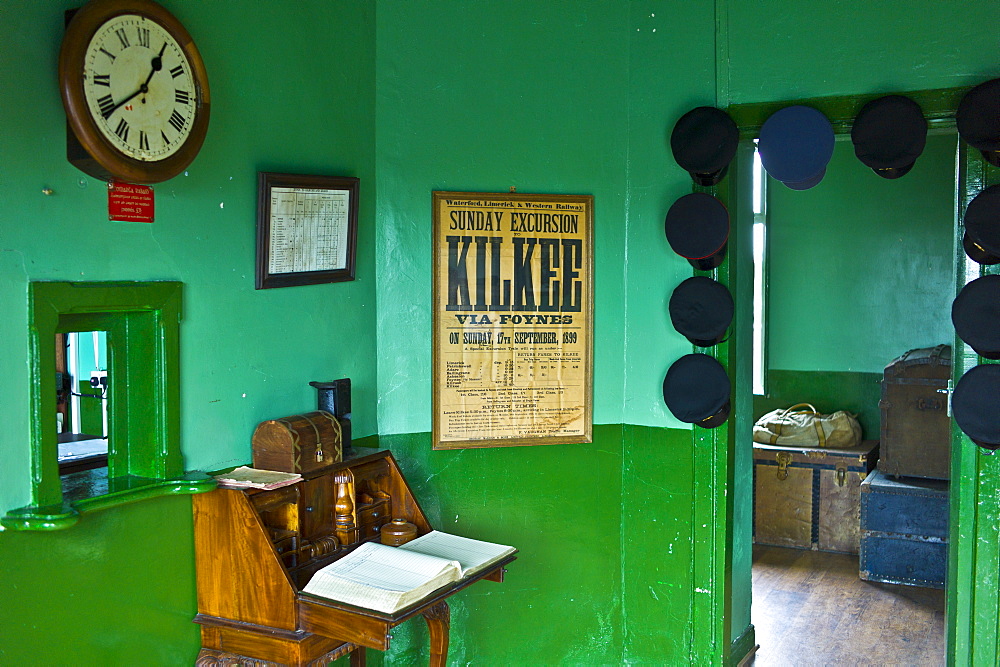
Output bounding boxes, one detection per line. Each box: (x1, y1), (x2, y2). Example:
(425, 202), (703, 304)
(663, 353), (730, 424)
(664, 193), (729, 261)
(953, 364), (1000, 449)
(671, 106), (740, 177)
(669, 276), (734, 347)
(851, 95), (927, 177)
(952, 274), (1000, 359)
(957, 78), (1000, 152)
(964, 184), (1000, 260)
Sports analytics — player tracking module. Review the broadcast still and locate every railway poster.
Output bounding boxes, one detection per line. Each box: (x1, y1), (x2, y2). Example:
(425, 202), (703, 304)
(432, 191), (593, 449)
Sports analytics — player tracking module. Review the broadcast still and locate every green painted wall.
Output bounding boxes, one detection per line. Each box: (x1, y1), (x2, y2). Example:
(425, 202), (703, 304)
(375, 1), (626, 432)
(1, 0), (998, 664)
(373, 426), (624, 665)
(767, 134), (956, 374)
(0, 496), (202, 663)
(724, 0), (998, 105)
(624, 3), (718, 430)
(0, 0), (376, 660)
(373, 2), (718, 662)
(0, 0), (378, 510)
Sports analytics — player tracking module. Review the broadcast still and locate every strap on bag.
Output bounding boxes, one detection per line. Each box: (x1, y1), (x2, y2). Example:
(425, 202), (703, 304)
(767, 403), (819, 445)
(812, 412), (827, 448)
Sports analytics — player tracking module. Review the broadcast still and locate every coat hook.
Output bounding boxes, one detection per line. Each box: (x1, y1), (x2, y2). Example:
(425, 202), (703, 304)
(42, 188), (54, 196)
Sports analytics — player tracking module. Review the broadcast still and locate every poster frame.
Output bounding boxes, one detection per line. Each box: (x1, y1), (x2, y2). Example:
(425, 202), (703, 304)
(431, 190), (594, 450)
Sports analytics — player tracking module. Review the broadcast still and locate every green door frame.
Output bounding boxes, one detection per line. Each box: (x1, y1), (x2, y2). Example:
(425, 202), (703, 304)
(949, 138), (1000, 666)
(688, 85), (999, 665)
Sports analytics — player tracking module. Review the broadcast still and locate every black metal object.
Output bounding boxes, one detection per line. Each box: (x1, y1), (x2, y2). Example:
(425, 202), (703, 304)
(310, 379), (352, 454)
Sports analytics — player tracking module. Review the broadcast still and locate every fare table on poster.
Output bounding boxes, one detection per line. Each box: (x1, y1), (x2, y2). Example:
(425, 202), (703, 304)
(432, 191), (593, 449)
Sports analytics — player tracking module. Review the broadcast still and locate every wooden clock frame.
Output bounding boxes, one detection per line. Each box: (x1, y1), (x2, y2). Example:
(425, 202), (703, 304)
(59, 0), (211, 184)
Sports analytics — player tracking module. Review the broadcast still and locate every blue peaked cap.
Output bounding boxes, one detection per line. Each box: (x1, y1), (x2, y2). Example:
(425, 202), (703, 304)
(758, 106), (835, 190)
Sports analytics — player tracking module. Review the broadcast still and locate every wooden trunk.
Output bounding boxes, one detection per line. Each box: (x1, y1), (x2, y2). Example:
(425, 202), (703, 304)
(753, 440), (878, 554)
(860, 468), (948, 588)
(253, 410), (342, 474)
(879, 345), (951, 480)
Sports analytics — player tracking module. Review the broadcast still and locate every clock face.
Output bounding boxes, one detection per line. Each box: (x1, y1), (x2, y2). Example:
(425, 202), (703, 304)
(82, 14), (197, 162)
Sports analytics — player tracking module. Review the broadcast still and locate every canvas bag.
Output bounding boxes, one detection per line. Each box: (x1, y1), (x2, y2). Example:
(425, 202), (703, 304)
(752, 403), (862, 449)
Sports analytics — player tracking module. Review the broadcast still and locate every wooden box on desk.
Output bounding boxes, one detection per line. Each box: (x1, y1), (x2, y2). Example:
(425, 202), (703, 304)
(192, 449), (515, 667)
(252, 410), (342, 474)
(753, 440), (878, 554)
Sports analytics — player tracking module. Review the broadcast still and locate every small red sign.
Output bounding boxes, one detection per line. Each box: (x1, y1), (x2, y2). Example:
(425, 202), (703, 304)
(108, 181), (155, 223)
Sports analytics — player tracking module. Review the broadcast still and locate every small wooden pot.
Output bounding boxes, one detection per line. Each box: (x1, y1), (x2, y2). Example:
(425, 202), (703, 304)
(380, 519), (418, 546)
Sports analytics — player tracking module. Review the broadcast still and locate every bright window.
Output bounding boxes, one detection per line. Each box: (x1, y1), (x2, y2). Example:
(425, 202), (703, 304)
(752, 143), (768, 396)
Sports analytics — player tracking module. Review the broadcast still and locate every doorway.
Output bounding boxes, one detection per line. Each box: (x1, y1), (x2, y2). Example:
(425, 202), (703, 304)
(746, 132), (955, 663)
(700, 86), (996, 665)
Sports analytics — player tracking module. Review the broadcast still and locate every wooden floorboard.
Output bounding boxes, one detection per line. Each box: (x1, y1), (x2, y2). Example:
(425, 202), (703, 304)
(749, 545), (945, 666)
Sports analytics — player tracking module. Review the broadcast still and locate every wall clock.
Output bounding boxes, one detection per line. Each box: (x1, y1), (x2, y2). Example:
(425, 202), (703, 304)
(59, 0), (210, 184)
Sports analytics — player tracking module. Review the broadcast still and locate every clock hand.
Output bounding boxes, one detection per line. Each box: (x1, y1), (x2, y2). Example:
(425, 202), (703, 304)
(142, 42), (168, 90)
(100, 43), (168, 119)
(101, 87), (143, 119)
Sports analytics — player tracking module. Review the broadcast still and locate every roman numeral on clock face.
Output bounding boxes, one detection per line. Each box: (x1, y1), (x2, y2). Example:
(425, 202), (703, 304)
(115, 118), (129, 143)
(93, 74), (111, 87)
(116, 29), (130, 49)
(97, 94), (116, 119)
(161, 130), (171, 145)
(168, 110), (186, 132)
(170, 64), (184, 78)
(139, 130), (149, 151)
(175, 90), (190, 105)
(137, 27), (150, 48)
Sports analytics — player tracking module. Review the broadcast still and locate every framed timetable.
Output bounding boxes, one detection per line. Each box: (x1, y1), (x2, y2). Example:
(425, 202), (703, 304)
(255, 172), (359, 289)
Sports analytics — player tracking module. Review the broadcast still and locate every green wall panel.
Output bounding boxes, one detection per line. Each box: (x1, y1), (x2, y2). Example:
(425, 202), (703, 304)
(373, 426), (627, 665)
(0, 496), (201, 663)
(365, 426), (696, 665)
(372, 3), (731, 662)
(766, 135), (956, 373)
(724, 0), (998, 105)
(624, 1), (718, 429)
(0, 0), (376, 661)
(621, 425), (697, 661)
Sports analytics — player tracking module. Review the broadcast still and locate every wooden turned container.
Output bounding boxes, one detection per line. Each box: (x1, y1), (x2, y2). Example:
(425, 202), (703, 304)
(380, 519), (418, 546)
(252, 410), (342, 474)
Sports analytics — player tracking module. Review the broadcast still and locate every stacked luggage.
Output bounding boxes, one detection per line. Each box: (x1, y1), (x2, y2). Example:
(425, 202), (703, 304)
(860, 346), (951, 588)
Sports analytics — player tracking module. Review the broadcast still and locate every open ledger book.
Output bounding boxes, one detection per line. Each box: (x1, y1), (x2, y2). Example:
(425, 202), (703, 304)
(300, 530), (516, 613)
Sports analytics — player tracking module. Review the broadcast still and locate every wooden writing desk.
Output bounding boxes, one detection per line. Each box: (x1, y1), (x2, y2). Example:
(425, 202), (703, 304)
(192, 449), (515, 666)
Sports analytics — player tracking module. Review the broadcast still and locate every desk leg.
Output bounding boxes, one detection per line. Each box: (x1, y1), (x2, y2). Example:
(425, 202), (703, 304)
(349, 647), (366, 667)
(422, 600), (451, 667)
